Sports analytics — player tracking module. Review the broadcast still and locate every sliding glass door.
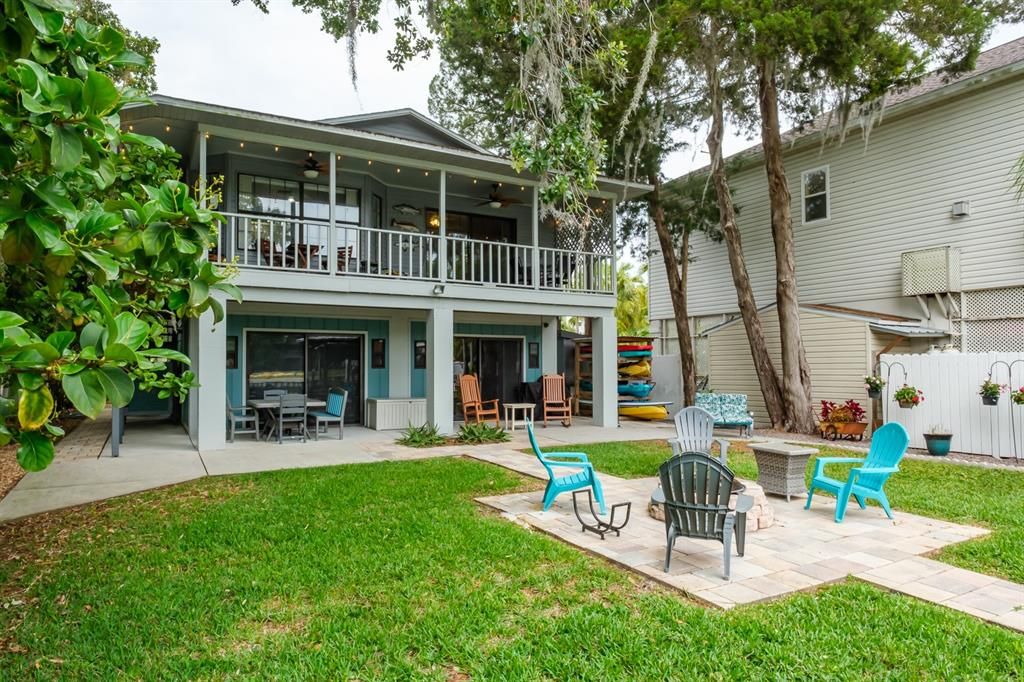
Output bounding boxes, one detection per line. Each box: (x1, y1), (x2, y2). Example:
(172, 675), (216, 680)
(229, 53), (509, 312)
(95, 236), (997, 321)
(453, 336), (523, 419)
(245, 331), (363, 423)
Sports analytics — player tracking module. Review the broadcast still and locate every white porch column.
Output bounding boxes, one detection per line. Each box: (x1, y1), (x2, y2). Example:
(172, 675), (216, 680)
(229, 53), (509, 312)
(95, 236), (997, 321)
(438, 171), (447, 283)
(328, 152), (337, 275)
(389, 313), (411, 397)
(531, 186), (540, 290)
(541, 316), (559, 375)
(591, 314), (618, 428)
(425, 306), (454, 434)
(189, 294), (227, 451)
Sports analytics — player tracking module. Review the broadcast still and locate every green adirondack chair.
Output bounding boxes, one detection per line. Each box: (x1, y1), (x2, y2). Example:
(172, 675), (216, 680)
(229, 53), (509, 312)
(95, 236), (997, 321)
(805, 422), (910, 523)
(527, 421), (606, 513)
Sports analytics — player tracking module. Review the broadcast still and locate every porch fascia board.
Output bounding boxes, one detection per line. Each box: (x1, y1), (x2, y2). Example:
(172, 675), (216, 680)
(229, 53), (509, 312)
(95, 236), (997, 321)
(232, 277), (615, 316)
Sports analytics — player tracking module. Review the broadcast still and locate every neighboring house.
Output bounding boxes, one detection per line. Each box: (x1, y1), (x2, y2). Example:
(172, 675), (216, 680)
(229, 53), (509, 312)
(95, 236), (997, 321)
(122, 97), (647, 450)
(649, 37), (1024, 427)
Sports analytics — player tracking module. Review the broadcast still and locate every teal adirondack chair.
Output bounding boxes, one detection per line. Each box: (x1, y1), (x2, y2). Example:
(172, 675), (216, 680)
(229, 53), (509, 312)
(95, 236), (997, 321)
(805, 422), (910, 523)
(527, 421), (606, 513)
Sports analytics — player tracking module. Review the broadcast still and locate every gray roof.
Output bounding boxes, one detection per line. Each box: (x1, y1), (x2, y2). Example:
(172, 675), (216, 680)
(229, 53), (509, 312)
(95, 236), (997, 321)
(317, 108), (491, 155)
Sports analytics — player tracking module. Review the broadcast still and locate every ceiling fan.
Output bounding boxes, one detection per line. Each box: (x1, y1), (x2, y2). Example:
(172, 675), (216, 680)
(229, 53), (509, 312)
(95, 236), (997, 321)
(301, 155), (326, 179)
(475, 183), (524, 209)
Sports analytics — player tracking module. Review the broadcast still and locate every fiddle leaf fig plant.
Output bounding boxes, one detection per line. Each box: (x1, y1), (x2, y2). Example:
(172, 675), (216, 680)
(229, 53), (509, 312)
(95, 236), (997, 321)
(0, 0), (239, 471)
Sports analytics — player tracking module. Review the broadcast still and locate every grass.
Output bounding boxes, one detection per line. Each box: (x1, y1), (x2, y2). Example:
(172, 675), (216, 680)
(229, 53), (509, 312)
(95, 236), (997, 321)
(0, 456), (1022, 679)
(537, 439), (1024, 583)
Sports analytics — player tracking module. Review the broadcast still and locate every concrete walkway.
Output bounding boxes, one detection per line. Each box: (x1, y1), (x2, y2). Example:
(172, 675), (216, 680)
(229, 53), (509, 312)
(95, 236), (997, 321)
(468, 449), (1024, 633)
(0, 417), (674, 522)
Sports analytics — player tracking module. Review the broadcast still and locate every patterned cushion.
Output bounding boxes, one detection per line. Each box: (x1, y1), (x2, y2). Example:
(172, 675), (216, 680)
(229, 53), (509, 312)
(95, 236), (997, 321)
(718, 394), (753, 425)
(695, 392), (718, 414)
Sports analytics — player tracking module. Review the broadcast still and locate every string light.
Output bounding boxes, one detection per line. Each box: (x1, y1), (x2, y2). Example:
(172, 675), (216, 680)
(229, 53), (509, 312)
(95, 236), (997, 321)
(424, 171), (429, 176)
(239, 142), (245, 148)
(520, 186), (525, 191)
(336, 154), (341, 161)
(204, 132), (210, 139)
(396, 167), (401, 174)
(164, 125), (171, 132)
(498, 182), (503, 187)
(274, 146), (279, 152)
(367, 160), (372, 165)
(472, 179), (477, 184)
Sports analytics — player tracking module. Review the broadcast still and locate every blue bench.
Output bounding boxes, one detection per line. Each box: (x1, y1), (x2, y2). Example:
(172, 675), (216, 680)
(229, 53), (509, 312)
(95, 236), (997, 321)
(695, 393), (754, 436)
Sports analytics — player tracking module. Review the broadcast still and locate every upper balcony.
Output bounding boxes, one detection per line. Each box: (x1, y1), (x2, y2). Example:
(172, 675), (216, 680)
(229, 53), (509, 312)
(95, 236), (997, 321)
(120, 96), (652, 307)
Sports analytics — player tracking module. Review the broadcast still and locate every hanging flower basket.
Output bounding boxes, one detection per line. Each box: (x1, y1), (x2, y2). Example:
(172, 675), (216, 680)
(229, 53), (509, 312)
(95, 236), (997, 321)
(893, 385), (923, 409)
(864, 375), (886, 399)
(979, 379), (1005, 407)
(1013, 387), (1024, 406)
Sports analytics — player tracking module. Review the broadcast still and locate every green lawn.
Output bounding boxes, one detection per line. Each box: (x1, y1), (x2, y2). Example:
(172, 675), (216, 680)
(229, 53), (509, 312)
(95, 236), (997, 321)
(537, 439), (1024, 583)
(1, 457), (1022, 679)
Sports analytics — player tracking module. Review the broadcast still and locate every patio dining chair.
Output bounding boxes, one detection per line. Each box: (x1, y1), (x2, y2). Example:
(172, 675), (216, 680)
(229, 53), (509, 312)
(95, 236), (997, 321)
(659, 451), (750, 580)
(527, 421), (606, 513)
(226, 397), (259, 442)
(309, 388), (347, 440)
(805, 421), (910, 523)
(265, 393), (308, 444)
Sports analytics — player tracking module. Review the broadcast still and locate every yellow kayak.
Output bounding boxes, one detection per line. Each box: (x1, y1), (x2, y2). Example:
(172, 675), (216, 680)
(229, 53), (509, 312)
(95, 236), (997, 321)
(619, 404), (669, 421)
(618, 360), (651, 377)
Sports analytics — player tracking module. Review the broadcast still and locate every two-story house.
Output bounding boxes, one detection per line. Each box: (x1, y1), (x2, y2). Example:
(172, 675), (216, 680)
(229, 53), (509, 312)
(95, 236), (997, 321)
(122, 97), (648, 450)
(649, 37), (1024, 426)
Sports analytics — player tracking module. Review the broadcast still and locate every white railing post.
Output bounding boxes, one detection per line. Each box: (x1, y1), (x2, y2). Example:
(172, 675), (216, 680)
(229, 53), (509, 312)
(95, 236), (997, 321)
(439, 170), (447, 283)
(531, 186), (540, 290)
(328, 153), (337, 275)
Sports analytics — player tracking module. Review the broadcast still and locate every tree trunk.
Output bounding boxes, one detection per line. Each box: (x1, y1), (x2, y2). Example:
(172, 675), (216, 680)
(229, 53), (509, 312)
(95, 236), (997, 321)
(705, 53), (786, 428)
(648, 175), (696, 406)
(757, 58), (817, 433)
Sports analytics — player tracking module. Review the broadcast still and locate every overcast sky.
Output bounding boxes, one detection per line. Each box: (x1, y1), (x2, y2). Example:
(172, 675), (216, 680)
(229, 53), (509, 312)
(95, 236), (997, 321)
(110, 0), (1023, 179)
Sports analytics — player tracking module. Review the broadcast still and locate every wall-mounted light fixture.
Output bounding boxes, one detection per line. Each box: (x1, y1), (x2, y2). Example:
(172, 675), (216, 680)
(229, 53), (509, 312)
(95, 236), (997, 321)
(432, 284), (445, 296)
(951, 200), (971, 217)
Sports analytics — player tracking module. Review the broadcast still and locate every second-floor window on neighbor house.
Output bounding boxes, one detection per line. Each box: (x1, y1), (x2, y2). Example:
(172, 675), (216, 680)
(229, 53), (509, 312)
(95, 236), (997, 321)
(801, 166), (829, 223)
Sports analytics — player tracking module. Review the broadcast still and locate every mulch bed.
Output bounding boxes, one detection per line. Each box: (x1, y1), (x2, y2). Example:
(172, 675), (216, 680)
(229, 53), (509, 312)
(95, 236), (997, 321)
(0, 446), (23, 501)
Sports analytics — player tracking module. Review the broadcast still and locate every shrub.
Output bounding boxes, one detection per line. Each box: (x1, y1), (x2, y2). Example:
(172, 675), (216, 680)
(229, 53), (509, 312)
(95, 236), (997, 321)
(396, 423), (446, 447)
(456, 423), (511, 444)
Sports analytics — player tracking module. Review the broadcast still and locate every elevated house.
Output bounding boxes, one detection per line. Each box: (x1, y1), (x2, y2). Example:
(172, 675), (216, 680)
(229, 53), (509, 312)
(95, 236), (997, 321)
(122, 97), (649, 450)
(649, 38), (1024, 426)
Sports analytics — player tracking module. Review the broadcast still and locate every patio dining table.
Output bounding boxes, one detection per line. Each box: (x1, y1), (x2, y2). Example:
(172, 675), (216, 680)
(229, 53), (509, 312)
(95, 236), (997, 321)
(248, 397), (327, 441)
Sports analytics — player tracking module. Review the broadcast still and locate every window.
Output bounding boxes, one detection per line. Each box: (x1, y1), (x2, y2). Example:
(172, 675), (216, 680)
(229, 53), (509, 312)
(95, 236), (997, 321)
(801, 166), (829, 223)
(424, 209), (515, 242)
(237, 173), (360, 224)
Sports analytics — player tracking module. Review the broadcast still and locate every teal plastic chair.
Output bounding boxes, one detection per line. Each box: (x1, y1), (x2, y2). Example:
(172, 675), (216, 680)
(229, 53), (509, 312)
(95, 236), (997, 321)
(309, 388), (347, 440)
(526, 421), (606, 513)
(805, 422), (910, 523)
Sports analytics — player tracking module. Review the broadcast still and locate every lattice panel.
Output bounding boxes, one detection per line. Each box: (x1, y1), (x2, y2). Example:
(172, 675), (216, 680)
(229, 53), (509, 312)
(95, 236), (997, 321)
(961, 319), (1024, 352)
(552, 210), (613, 255)
(901, 246), (961, 296)
(962, 287), (1024, 319)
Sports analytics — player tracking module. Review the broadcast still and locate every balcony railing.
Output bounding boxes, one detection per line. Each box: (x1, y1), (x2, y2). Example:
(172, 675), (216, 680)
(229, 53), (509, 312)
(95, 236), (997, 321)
(213, 212), (614, 295)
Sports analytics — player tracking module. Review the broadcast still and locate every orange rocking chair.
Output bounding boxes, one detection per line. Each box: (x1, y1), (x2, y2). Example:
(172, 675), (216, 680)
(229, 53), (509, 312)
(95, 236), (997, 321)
(459, 374), (500, 426)
(541, 374), (572, 427)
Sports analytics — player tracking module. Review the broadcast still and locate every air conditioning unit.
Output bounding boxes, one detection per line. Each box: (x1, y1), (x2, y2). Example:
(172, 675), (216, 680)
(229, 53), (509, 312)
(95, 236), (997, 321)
(902, 246), (962, 296)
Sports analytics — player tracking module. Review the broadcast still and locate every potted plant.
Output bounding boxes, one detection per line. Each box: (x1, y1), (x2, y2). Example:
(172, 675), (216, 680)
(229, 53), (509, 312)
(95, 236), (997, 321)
(979, 378), (1005, 406)
(893, 384), (924, 408)
(864, 375), (886, 399)
(818, 399), (868, 441)
(1012, 387), (1024, 406)
(923, 425), (953, 456)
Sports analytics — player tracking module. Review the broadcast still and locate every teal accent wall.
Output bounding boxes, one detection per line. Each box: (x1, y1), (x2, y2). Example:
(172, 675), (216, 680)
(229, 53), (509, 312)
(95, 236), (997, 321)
(410, 321), (544, 399)
(226, 314), (388, 406)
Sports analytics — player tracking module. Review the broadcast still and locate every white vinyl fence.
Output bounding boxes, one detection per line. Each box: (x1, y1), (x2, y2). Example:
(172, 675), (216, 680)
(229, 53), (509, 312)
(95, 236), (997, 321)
(880, 352), (1024, 460)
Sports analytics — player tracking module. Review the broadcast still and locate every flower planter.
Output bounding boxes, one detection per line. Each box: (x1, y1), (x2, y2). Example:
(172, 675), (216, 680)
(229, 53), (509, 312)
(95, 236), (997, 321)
(819, 421), (868, 442)
(867, 389), (881, 399)
(982, 395), (999, 406)
(898, 400), (917, 409)
(923, 433), (953, 457)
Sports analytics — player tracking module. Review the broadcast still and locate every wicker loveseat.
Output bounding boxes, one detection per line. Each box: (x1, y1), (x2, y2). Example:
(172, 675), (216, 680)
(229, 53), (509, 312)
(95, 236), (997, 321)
(695, 393), (755, 436)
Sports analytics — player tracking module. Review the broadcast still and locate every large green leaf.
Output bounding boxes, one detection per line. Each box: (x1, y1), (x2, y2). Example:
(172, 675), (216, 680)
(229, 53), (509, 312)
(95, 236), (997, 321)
(16, 431), (54, 472)
(139, 347), (191, 364)
(0, 312), (26, 329)
(62, 368), (107, 418)
(79, 321), (105, 352)
(96, 366), (134, 406)
(25, 211), (62, 249)
(82, 70), (118, 115)
(50, 125), (83, 172)
(22, 1), (64, 36)
(33, 177), (77, 219)
(188, 280), (209, 307)
(82, 249), (120, 279)
(45, 330), (76, 353)
(103, 342), (137, 363)
(75, 208), (122, 239)
(1, 224), (38, 264)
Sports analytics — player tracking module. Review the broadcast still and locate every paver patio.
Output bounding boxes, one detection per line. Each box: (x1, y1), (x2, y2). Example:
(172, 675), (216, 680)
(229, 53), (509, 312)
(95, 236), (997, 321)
(469, 449), (1024, 633)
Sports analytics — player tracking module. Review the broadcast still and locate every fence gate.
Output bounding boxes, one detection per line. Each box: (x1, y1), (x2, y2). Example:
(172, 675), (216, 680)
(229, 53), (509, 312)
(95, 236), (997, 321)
(880, 352), (1024, 459)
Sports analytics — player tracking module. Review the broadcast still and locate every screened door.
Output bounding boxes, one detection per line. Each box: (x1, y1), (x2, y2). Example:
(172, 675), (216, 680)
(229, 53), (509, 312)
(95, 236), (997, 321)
(306, 335), (362, 424)
(453, 337), (523, 418)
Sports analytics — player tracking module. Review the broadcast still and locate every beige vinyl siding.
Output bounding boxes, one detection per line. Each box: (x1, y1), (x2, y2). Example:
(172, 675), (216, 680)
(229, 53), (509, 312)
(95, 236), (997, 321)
(707, 310), (870, 426)
(660, 72), (1024, 319)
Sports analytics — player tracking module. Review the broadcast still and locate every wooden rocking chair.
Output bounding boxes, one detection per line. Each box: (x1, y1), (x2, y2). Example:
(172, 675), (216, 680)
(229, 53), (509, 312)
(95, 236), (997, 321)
(541, 374), (572, 427)
(459, 374), (500, 426)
